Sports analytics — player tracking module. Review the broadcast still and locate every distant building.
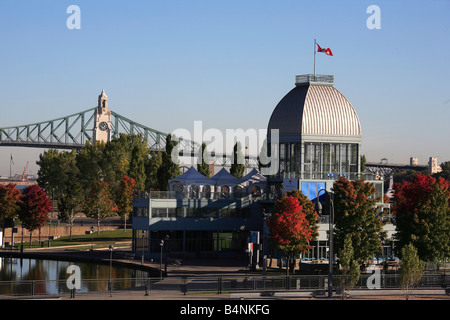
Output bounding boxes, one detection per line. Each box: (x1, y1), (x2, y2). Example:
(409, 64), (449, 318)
(429, 157), (442, 174)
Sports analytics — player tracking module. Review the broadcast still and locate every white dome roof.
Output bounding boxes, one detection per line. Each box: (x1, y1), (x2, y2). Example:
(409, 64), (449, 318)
(268, 80), (361, 139)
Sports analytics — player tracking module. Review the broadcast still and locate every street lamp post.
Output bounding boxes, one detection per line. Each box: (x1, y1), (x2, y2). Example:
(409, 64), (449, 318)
(109, 244), (113, 297)
(160, 235), (169, 280)
(90, 226), (95, 251)
(317, 189), (334, 298)
(160, 239), (164, 280)
(141, 231), (146, 265)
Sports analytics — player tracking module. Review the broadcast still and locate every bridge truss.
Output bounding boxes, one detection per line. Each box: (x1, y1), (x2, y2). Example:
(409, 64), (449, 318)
(365, 162), (428, 178)
(0, 108), (258, 167)
(0, 107), (195, 152)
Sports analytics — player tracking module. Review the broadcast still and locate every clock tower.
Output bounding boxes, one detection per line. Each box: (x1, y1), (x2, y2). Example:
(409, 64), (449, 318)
(93, 89), (111, 143)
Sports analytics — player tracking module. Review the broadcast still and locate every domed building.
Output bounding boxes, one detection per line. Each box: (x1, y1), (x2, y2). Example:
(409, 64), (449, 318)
(266, 74), (368, 200)
(131, 73), (385, 263)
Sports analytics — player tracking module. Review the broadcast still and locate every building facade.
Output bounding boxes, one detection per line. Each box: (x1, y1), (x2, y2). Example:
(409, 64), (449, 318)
(132, 74), (389, 262)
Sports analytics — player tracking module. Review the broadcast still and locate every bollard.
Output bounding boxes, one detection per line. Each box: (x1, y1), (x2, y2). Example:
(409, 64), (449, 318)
(217, 277), (222, 294)
(181, 276), (188, 295)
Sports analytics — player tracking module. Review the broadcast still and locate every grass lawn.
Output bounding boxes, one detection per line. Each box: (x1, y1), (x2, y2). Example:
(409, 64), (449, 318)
(17, 229), (132, 249)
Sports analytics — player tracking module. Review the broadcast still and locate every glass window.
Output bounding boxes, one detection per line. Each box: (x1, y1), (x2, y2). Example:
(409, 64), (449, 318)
(350, 144), (359, 174)
(189, 185), (199, 198)
(340, 144), (348, 175)
(202, 207), (217, 218)
(220, 207), (232, 217)
(133, 206), (148, 217)
(152, 208), (167, 218)
(221, 185), (230, 198)
(301, 182), (310, 199)
(168, 208), (177, 218)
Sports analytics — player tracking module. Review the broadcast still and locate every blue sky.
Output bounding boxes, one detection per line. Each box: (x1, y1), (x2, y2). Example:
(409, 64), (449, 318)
(0, 0), (449, 177)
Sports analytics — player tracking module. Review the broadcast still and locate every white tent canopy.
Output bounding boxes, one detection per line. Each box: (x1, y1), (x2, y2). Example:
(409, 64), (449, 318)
(239, 168), (267, 186)
(168, 166), (267, 199)
(169, 166), (213, 197)
(169, 166), (212, 186)
(210, 168), (240, 186)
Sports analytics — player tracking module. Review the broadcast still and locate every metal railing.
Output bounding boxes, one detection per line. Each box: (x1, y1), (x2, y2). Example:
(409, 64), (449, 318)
(134, 190), (265, 201)
(296, 74), (334, 85)
(0, 273), (448, 298)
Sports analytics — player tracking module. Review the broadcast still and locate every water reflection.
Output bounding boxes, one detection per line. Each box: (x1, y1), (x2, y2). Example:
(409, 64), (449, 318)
(0, 257), (152, 295)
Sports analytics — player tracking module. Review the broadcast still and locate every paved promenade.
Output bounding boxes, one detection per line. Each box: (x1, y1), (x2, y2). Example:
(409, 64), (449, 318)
(7, 245), (450, 301)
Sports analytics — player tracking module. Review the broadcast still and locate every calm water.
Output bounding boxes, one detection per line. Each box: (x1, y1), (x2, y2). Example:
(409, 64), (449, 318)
(0, 257), (152, 295)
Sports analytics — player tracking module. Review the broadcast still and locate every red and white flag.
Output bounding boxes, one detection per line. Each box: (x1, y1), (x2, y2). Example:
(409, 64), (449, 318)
(317, 43), (333, 56)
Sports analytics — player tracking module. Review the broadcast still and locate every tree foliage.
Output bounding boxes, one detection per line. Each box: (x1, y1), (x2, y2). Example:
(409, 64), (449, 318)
(116, 176), (137, 231)
(267, 195), (314, 255)
(145, 151), (163, 190)
(75, 141), (106, 197)
(433, 161), (450, 181)
(157, 134), (181, 191)
(36, 149), (78, 197)
(230, 142), (245, 179)
(285, 189), (319, 241)
(58, 179), (84, 239)
(0, 183), (22, 224)
(338, 234), (361, 299)
(332, 177), (386, 264)
(83, 181), (118, 233)
(35, 133), (178, 233)
(197, 142), (210, 177)
(399, 243), (425, 300)
(393, 174), (450, 262)
(19, 185), (52, 246)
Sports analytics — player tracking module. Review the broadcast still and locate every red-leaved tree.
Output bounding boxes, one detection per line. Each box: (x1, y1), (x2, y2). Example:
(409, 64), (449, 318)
(267, 195), (314, 275)
(393, 174), (450, 262)
(19, 185), (52, 247)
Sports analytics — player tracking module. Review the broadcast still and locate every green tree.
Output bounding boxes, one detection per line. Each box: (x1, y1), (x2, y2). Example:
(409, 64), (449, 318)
(433, 161), (450, 180)
(19, 185), (52, 247)
(83, 181), (118, 233)
(393, 174), (450, 262)
(230, 142), (244, 179)
(116, 176), (136, 231)
(360, 154), (366, 173)
(58, 179), (84, 240)
(36, 149), (60, 194)
(399, 243), (425, 300)
(197, 142), (210, 177)
(258, 137), (269, 173)
(36, 149), (78, 198)
(157, 134), (181, 191)
(332, 177), (386, 264)
(129, 144), (147, 190)
(338, 234), (361, 299)
(102, 135), (131, 193)
(76, 141), (106, 197)
(145, 151), (163, 190)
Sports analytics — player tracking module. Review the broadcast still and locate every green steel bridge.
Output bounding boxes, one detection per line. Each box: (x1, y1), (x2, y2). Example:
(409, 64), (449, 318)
(0, 107), (172, 151)
(0, 107), (258, 167)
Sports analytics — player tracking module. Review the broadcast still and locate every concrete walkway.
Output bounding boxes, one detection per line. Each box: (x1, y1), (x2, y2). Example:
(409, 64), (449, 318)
(4, 246), (450, 301)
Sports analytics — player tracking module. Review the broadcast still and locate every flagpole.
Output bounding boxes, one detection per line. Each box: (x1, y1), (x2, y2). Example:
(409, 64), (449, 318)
(314, 38), (316, 80)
